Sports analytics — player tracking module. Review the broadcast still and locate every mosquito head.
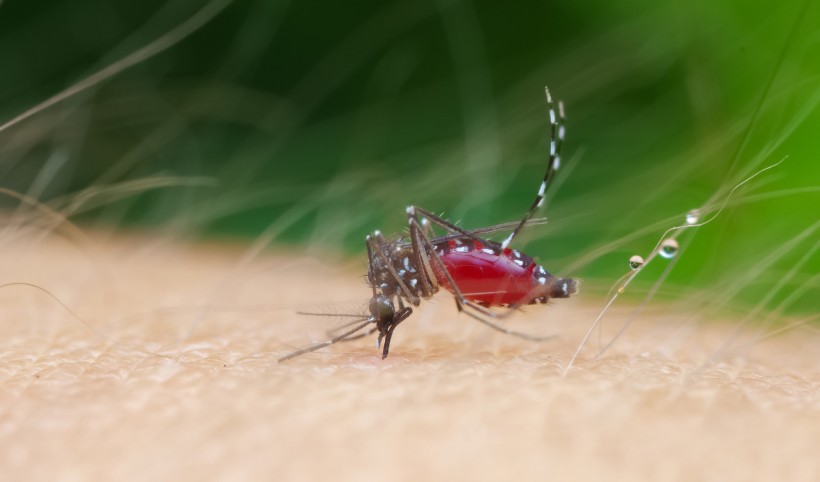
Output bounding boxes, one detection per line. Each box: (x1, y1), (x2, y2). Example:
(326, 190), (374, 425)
(369, 294), (395, 323)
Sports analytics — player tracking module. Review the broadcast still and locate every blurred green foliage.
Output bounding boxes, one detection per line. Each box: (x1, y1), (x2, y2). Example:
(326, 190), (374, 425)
(0, 0), (817, 315)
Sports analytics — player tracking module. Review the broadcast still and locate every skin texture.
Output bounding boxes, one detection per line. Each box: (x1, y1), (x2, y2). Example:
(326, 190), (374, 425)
(0, 231), (818, 481)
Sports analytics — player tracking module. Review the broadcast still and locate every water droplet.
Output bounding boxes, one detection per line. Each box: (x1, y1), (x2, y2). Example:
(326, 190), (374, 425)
(685, 209), (700, 225)
(659, 239), (679, 259)
(629, 255), (644, 270)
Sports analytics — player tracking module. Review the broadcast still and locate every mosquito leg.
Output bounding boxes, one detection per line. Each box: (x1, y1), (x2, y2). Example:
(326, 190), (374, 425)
(500, 86), (565, 249)
(278, 318), (376, 362)
(433, 218), (548, 244)
(407, 208), (437, 297)
(409, 207), (552, 254)
(411, 206), (495, 244)
(365, 235), (379, 299)
(459, 305), (557, 342)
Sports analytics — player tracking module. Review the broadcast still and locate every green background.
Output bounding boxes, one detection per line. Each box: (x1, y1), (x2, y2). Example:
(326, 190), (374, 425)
(0, 0), (817, 316)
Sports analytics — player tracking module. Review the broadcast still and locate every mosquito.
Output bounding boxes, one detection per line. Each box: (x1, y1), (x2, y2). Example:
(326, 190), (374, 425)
(279, 86), (577, 362)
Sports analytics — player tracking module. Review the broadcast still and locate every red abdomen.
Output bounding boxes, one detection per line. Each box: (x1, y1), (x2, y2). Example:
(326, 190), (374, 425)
(431, 238), (555, 306)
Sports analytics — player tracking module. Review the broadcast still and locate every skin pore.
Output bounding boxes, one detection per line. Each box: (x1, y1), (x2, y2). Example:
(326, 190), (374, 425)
(1, 230), (817, 481)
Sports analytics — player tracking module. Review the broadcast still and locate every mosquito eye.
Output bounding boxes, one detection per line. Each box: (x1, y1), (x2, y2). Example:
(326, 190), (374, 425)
(369, 296), (394, 320)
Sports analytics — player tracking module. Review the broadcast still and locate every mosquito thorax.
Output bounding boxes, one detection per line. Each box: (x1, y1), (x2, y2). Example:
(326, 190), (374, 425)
(367, 241), (437, 302)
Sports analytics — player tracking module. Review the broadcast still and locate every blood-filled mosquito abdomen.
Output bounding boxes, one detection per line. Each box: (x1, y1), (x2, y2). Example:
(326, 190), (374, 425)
(431, 238), (575, 306)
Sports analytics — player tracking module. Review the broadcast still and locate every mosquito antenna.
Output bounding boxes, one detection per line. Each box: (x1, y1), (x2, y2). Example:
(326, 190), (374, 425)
(501, 86), (565, 249)
(278, 318), (376, 363)
(294, 310), (374, 340)
(293, 301), (375, 339)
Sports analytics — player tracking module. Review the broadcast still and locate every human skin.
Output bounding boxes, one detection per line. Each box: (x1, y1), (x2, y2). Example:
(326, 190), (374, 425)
(0, 232), (818, 481)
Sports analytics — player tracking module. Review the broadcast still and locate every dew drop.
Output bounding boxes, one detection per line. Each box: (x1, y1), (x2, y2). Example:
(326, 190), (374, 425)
(659, 239), (679, 259)
(628, 255), (645, 270)
(685, 209), (700, 225)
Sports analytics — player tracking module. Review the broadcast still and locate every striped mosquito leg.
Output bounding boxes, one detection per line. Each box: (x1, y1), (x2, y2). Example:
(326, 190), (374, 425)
(556, 98), (566, 163)
(501, 86), (564, 250)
